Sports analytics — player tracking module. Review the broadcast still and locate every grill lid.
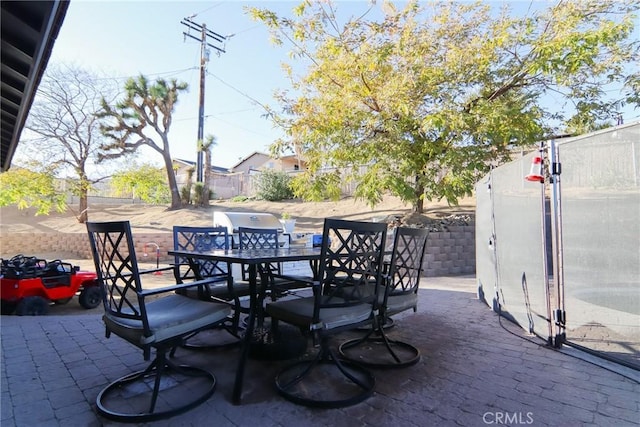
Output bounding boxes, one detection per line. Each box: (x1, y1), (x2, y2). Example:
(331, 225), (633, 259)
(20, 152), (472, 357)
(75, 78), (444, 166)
(213, 211), (282, 233)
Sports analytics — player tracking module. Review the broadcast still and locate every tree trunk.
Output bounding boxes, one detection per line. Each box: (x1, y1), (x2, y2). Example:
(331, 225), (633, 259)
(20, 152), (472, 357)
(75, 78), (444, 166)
(413, 182), (425, 214)
(201, 150), (211, 207)
(78, 192), (88, 223)
(163, 153), (182, 210)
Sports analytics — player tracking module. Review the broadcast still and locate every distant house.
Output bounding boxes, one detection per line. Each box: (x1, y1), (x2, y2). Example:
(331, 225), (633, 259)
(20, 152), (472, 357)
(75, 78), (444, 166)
(230, 152), (307, 174)
(172, 153), (307, 199)
(172, 158), (238, 200)
(226, 152), (308, 197)
(172, 158), (229, 187)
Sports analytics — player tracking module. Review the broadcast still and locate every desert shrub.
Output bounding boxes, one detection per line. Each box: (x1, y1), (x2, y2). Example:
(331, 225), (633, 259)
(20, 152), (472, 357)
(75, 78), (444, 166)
(255, 170), (294, 201)
(192, 182), (206, 206)
(180, 185), (191, 204)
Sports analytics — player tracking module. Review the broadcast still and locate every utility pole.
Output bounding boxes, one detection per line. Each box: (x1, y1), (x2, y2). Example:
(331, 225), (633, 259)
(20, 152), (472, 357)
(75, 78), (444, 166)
(181, 17), (226, 183)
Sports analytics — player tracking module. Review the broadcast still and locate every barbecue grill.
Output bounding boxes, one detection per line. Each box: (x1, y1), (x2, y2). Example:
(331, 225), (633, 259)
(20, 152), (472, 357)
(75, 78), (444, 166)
(213, 211), (289, 248)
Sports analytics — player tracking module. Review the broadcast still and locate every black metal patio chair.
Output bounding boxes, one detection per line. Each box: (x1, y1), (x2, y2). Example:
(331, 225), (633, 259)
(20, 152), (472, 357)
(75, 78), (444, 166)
(172, 226), (249, 349)
(265, 218), (387, 408)
(237, 226), (281, 282)
(338, 226), (429, 368)
(86, 221), (232, 422)
(237, 226), (309, 300)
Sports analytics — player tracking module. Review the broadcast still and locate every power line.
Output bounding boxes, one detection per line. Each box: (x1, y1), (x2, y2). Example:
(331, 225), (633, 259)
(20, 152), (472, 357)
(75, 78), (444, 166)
(188, 2), (224, 19)
(206, 115), (274, 138)
(206, 70), (271, 114)
(209, 107), (261, 115)
(172, 107), (262, 122)
(42, 67), (197, 84)
(180, 16), (227, 183)
(229, 24), (263, 37)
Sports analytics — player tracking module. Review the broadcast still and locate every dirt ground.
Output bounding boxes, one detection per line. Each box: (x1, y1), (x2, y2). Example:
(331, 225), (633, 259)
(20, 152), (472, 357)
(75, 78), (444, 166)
(0, 195), (475, 235)
(1, 194), (476, 266)
(0, 195), (475, 316)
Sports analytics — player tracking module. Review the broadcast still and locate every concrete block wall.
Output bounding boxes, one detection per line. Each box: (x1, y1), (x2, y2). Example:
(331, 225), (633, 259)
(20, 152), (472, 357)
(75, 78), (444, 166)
(0, 232), (175, 263)
(0, 233), (90, 259)
(422, 225), (475, 276)
(0, 225), (476, 276)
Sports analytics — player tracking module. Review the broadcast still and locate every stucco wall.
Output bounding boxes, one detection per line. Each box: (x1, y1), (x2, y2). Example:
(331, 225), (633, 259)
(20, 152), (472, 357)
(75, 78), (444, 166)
(0, 226), (475, 277)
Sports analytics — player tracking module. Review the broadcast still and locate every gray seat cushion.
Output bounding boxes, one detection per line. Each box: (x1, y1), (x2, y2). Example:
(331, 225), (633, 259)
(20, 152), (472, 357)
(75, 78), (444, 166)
(335, 282), (417, 315)
(266, 296), (373, 331)
(180, 280), (251, 300)
(104, 294), (232, 347)
(211, 280), (251, 298)
(386, 292), (418, 316)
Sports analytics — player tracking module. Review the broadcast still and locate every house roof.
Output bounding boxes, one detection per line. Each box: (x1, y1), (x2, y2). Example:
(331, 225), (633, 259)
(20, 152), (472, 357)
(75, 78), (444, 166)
(230, 151), (308, 171)
(173, 158), (230, 174)
(230, 151), (270, 170)
(1, 0), (69, 172)
(280, 154), (307, 163)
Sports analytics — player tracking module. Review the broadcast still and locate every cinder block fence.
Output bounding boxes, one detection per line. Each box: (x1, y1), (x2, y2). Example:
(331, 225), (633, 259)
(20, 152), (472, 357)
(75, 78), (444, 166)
(0, 225), (475, 277)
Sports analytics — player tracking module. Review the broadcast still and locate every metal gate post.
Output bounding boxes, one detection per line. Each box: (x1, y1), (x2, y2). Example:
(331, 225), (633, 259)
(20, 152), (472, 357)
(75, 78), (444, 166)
(531, 141), (554, 346)
(548, 139), (566, 347)
(488, 170), (501, 314)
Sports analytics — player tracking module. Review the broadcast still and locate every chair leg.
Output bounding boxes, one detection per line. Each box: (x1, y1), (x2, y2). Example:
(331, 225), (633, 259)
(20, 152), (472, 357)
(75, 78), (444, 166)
(149, 352), (167, 412)
(338, 321), (421, 369)
(173, 312), (245, 354)
(96, 348), (216, 422)
(357, 315), (395, 331)
(181, 323), (244, 351)
(277, 347), (321, 390)
(274, 337), (375, 408)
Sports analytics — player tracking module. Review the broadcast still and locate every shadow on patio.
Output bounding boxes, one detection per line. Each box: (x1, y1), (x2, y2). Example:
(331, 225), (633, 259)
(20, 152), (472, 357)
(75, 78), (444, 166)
(2, 276), (638, 426)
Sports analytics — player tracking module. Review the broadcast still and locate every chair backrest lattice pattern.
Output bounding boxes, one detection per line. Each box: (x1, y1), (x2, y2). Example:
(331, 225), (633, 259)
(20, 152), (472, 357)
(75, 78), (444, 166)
(86, 221), (145, 323)
(87, 220), (232, 420)
(237, 227), (280, 278)
(334, 225), (428, 370)
(173, 226), (229, 282)
(384, 227), (429, 304)
(317, 219), (387, 311)
(237, 227), (279, 250)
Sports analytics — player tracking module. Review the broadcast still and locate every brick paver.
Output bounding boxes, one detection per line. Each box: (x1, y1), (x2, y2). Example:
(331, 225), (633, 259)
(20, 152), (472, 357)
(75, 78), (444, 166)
(1, 276), (638, 426)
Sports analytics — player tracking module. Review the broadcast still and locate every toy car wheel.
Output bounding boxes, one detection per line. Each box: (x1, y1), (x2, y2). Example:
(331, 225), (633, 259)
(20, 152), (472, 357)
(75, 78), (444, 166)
(53, 297), (73, 305)
(1, 301), (17, 315)
(79, 287), (101, 309)
(16, 296), (49, 316)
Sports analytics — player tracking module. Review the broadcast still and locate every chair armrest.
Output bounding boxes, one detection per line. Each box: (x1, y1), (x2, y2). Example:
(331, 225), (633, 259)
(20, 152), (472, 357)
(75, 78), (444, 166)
(271, 273), (315, 286)
(139, 277), (227, 298)
(138, 265), (174, 275)
(118, 266), (174, 279)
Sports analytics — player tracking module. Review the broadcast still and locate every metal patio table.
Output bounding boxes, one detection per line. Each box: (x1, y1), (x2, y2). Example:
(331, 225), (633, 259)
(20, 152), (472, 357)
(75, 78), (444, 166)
(168, 246), (322, 405)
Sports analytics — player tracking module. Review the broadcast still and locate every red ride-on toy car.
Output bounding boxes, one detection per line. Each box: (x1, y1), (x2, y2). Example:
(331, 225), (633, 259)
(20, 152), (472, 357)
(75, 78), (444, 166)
(0, 255), (101, 316)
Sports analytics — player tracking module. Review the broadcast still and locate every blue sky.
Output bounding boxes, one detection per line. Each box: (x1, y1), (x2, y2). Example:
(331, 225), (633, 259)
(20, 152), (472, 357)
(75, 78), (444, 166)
(47, 1), (310, 168)
(41, 1), (639, 170)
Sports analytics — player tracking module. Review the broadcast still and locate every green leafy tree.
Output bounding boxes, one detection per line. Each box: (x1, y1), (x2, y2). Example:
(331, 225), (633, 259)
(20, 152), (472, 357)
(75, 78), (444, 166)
(250, 1), (639, 212)
(21, 63), (120, 222)
(0, 164), (66, 215)
(97, 75), (187, 210)
(111, 163), (170, 204)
